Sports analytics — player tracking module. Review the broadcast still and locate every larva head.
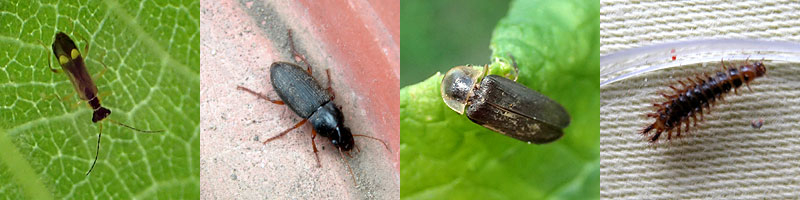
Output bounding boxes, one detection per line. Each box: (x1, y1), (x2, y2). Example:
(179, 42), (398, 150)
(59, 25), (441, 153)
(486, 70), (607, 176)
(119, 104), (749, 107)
(753, 61), (767, 77)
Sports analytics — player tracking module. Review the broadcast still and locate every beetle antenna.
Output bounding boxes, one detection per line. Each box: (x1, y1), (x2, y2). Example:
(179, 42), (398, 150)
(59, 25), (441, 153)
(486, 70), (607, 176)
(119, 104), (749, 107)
(338, 148), (357, 186)
(107, 119), (164, 133)
(353, 134), (390, 152)
(86, 123), (103, 176)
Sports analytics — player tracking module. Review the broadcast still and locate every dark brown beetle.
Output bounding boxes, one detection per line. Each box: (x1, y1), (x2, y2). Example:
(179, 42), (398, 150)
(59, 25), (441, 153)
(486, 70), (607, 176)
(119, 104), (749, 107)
(440, 56), (570, 144)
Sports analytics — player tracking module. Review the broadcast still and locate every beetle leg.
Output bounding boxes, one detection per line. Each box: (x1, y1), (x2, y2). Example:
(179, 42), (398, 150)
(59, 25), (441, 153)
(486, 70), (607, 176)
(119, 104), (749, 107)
(37, 40), (62, 73)
(286, 29), (312, 74)
(508, 54), (519, 82)
(45, 92), (80, 110)
(81, 35), (90, 59)
(70, 95), (82, 110)
(47, 50), (61, 73)
(338, 148), (357, 186)
(93, 51), (108, 81)
(311, 129), (321, 167)
(236, 86), (284, 105)
(325, 69), (335, 100)
(263, 119), (307, 144)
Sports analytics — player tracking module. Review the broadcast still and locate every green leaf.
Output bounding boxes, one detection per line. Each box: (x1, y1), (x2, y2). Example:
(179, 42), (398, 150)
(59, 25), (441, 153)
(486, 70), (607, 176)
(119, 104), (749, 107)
(400, 0), (599, 199)
(0, 0), (199, 198)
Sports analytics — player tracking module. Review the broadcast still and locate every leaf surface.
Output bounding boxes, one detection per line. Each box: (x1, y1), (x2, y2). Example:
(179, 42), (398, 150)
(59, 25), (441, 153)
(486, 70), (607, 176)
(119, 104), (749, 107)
(0, 0), (199, 198)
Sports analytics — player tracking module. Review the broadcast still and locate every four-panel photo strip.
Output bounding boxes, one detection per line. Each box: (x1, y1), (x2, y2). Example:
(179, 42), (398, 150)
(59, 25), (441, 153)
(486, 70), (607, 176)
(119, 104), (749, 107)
(2, 0), (799, 199)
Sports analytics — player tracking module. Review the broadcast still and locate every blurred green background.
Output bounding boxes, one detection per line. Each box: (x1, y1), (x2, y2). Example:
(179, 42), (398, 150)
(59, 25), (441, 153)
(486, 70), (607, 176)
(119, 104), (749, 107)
(400, 0), (599, 199)
(400, 0), (510, 86)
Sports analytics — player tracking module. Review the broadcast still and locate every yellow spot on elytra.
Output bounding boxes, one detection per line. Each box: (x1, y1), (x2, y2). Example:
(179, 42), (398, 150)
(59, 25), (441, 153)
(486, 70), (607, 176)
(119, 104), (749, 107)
(58, 55), (69, 65)
(70, 49), (80, 59)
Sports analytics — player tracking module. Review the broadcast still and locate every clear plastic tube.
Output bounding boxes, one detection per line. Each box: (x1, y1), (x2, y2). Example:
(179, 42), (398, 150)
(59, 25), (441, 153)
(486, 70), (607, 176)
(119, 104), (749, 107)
(601, 39), (800, 87)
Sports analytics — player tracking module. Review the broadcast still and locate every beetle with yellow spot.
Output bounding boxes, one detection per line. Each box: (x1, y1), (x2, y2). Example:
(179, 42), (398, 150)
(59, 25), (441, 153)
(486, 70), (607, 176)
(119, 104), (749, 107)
(48, 32), (164, 176)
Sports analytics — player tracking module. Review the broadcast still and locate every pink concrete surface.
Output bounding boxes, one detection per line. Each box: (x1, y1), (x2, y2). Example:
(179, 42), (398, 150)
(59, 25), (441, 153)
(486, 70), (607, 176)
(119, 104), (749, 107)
(199, 0), (399, 199)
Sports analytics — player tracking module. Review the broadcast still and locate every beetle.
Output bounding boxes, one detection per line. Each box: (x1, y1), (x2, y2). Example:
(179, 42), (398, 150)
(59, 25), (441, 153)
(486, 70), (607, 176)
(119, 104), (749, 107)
(48, 32), (163, 175)
(236, 30), (389, 184)
(440, 56), (570, 144)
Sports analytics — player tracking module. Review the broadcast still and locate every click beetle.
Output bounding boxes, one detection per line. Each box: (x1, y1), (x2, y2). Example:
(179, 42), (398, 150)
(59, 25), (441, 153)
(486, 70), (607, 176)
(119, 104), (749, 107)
(440, 56), (570, 144)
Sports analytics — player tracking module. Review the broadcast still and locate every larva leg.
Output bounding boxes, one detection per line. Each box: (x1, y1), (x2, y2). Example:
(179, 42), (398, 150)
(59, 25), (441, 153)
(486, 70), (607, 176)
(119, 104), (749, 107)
(697, 106), (705, 121)
(660, 92), (673, 99)
(720, 58), (728, 71)
(650, 130), (663, 142)
(745, 77), (753, 91)
(641, 124), (655, 135)
(730, 71), (739, 95)
(684, 118), (691, 136)
(666, 129), (672, 140)
(669, 84), (681, 92)
(694, 75), (705, 84)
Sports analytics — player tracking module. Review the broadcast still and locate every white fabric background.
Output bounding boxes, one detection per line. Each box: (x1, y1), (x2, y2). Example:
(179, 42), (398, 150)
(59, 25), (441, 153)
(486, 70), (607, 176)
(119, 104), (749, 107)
(601, 1), (800, 199)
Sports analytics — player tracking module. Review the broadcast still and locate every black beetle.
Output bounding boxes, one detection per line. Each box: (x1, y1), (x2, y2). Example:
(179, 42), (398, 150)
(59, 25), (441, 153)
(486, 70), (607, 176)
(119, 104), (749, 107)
(236, 30), (388, 184)
(440, 56), (570, 144)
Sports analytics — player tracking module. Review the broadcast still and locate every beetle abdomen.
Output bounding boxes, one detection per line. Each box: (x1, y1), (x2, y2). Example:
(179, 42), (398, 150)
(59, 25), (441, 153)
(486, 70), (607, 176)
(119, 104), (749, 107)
(466, 75), (570, 144)
(270, 62), (331, 118)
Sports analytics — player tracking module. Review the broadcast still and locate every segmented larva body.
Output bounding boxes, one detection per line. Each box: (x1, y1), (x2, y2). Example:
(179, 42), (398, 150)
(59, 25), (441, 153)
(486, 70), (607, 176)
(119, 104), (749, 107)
(642, 59), (767, 142)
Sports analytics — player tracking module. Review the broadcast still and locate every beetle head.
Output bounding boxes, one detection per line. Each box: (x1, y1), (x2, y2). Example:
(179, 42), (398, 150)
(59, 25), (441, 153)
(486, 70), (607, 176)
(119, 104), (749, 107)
(310, 102), (355, 151)
(92, 107), (111, 123)
(331, 126), (354, 151)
